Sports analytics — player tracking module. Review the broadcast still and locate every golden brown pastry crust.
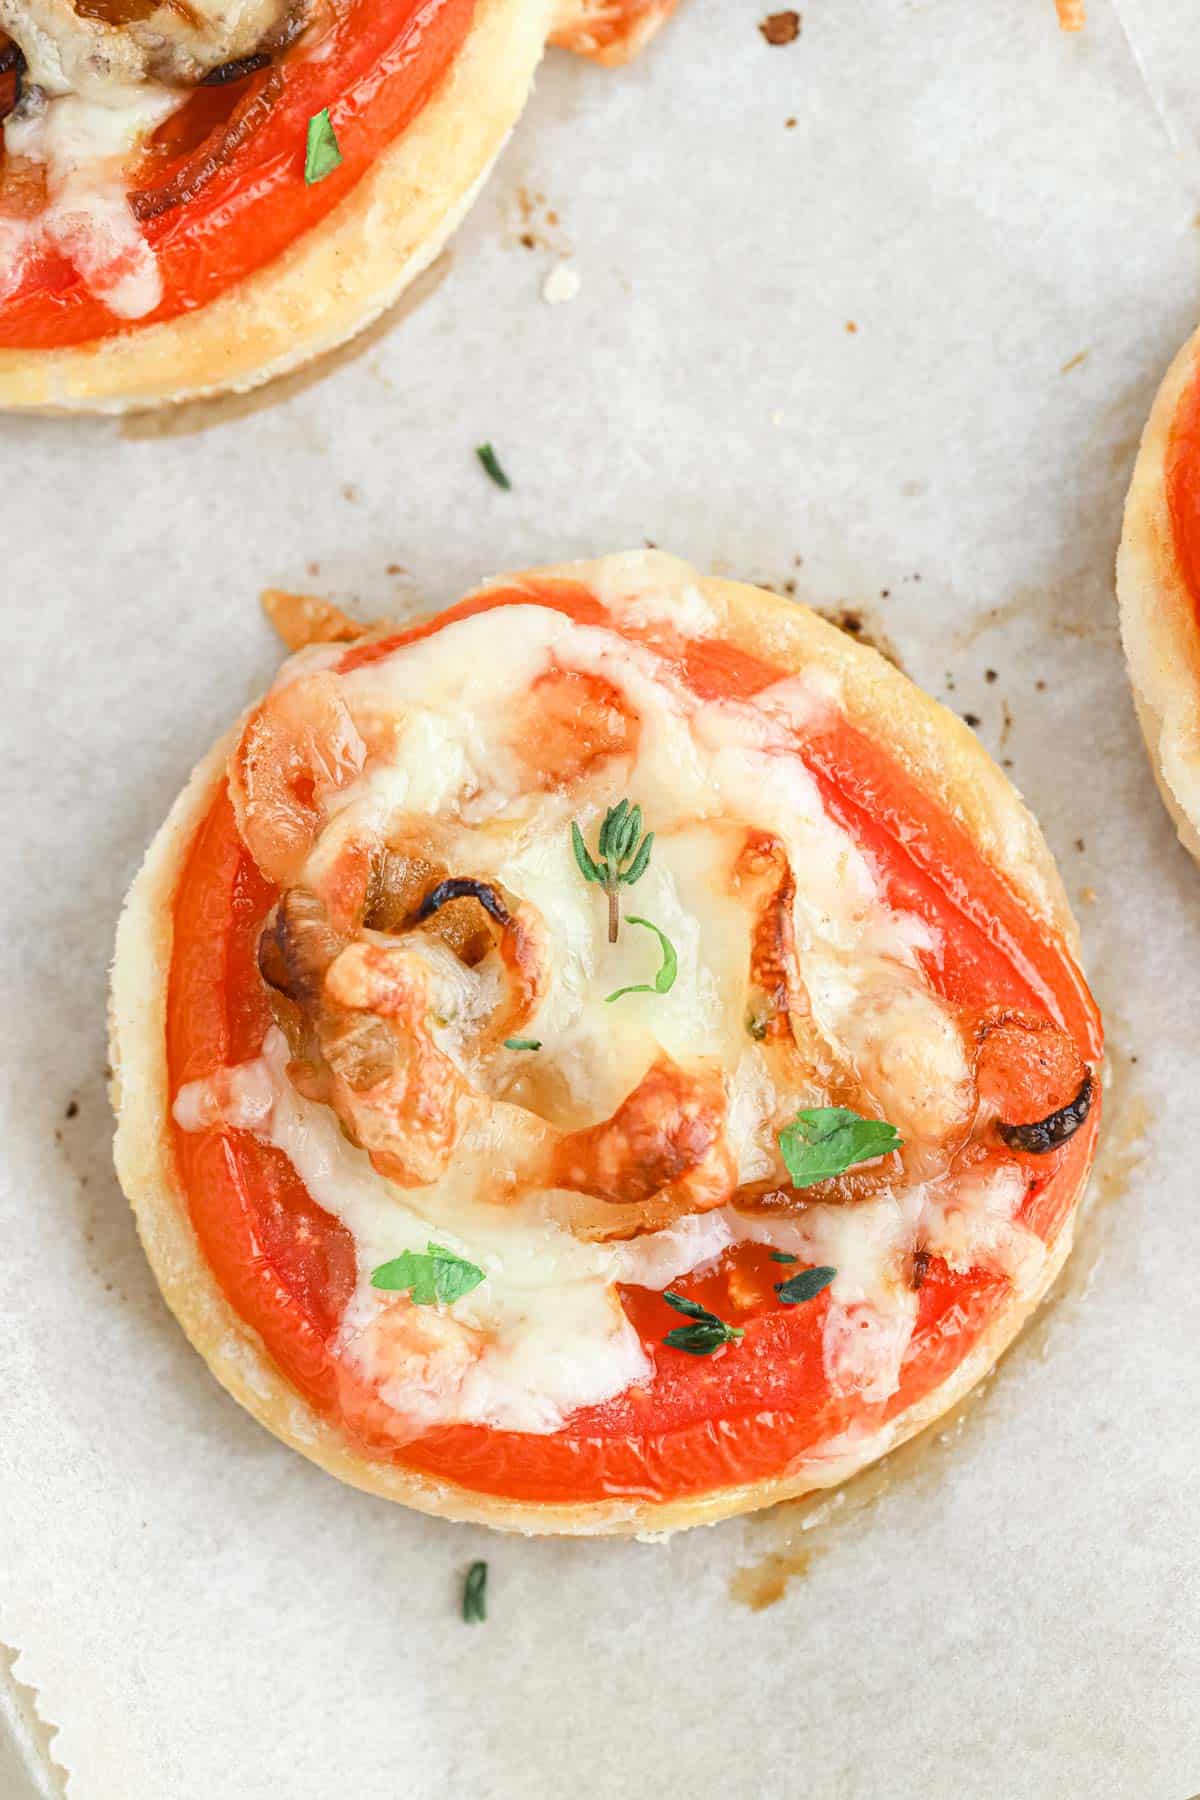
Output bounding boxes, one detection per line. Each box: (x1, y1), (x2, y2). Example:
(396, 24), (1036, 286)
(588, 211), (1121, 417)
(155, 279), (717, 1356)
(1117, 325), (1200, 864)
(111, 554), (1094, 1536)
(548, 0), (676, 64)
(0, 0), (551, 413)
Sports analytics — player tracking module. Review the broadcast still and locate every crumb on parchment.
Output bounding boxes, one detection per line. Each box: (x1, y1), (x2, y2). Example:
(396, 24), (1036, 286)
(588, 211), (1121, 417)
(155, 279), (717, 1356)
(760, 10), (801, 45)
(261, 589), (366, 652)
(542, 263), (581, 305)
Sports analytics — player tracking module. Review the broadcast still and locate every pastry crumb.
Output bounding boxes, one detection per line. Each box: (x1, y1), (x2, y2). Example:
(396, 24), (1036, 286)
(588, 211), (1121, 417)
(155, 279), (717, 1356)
(542, 263), (581, 305)
(760, 10), (801, 44)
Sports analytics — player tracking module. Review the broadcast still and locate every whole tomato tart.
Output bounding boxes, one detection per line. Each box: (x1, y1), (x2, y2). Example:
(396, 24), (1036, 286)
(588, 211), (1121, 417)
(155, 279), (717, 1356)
(0, 0), (672, 412)
(111, 551), (1102, 1535)
(1118, 325), (1200, 864)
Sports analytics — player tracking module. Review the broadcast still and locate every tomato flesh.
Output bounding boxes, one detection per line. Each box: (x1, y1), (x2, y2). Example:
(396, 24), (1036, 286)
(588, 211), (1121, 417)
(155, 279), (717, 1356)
(165, 589), (1101, 1505)
(0, 0), (475, 349)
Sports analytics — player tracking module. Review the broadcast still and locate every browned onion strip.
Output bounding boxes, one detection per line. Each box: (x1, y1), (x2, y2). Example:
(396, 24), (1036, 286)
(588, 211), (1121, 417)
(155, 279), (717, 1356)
(738, 832), (806, 1042)
(130, 67), (284, 223)
(202, 52), (272, 84)
(258, 886), (344, 1004)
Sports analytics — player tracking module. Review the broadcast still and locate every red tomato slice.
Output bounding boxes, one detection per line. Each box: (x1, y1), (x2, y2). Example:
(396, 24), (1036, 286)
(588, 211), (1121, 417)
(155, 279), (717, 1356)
(0, 0), (475, 349)
(166, 588), (1101, 1506)
(1167, 355), (1200, 627)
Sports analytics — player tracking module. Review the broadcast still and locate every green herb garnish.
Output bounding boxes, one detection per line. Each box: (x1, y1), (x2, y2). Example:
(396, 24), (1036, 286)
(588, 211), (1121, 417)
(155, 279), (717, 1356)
(778, 1106), (902, 1189)
(475, 442), (511, 490)
(504, 1037), (542, 1052)
(769, 1250), (797, 1264)
(370, 1242), (485, 1306)
(661, 1289), (744, 1357)
(775, 1264), (837, 1306)
(462, 1560), (487, 1624)
(304, 108), (342, 184)
(571, 800), (654, 942)
(604, 916), (676, 1004)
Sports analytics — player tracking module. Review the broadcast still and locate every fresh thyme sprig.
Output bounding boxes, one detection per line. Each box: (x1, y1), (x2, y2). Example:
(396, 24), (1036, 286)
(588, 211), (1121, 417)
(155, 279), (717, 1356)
(660, 1290), (745, 1357)
(462, 1561), (488, 1624)
(571, 800), (654, 943)
(604, 916), (677, 1004)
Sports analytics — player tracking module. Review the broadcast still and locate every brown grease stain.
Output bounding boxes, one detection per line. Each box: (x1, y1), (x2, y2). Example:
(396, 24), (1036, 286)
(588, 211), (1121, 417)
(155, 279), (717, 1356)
(119, 251), (453, 439)
(952, 572), (1118, 651)
(816, 605), (904, 671)
(730, 1034), (1148, 1612)
(507, 187), (570, 255)
(735, 578), (906, 672)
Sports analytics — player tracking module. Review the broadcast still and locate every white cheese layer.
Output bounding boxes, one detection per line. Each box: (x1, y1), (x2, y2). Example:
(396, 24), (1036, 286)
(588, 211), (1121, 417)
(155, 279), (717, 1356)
(2, 83), (180, 317)
(177, 1029), (731, 1437)
(175, 557), (1044, 1433)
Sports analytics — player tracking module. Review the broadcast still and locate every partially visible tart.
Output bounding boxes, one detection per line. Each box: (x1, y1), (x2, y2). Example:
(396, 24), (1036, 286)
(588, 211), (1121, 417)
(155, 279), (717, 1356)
(0, 0), (675, 410)
(1118, 325), (1200, 864)
(111, 551), (1101, 1535)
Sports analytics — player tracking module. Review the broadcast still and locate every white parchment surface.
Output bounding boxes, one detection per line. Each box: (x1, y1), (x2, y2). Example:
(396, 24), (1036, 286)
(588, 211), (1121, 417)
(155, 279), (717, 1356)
(3, 1), (1200, 1795)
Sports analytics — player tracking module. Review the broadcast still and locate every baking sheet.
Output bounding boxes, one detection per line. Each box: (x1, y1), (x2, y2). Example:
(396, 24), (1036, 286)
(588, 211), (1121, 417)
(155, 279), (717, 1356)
(3, 1), (1200, 1794)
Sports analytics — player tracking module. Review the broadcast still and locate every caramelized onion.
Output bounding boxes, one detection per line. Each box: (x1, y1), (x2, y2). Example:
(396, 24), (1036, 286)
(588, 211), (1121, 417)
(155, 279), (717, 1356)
(738, 832), (806, 1042)
(202, 51), (272, 84)
(258, 887), (344, 1004)
(0, 34), (23, 123)
(554, 1058), (731, 1211)
(130, 67), (284, 222)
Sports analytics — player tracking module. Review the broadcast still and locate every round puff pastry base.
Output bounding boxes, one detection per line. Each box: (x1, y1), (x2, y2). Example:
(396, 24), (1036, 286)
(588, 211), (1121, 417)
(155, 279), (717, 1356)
(111, 553), (1093, 1536)
(1117, 324), (1200, 865)
(0, 0), (553, 414)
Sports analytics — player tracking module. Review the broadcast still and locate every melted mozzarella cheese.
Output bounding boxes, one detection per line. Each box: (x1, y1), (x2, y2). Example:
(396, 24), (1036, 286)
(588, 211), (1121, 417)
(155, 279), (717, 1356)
(3, 84), (180, 318)
(176, 561), (1043, 1430)
(176, 1030), (725, 1436)
(587, 548), (723, 635)
(332, 598), (971, 1132)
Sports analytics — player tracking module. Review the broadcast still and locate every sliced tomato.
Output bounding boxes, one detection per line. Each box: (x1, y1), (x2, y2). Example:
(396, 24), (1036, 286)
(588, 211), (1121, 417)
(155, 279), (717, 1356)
(0, 0), (475, 349)
(166, 587), (1101, 1505)
(1167, 354), (1200, 627)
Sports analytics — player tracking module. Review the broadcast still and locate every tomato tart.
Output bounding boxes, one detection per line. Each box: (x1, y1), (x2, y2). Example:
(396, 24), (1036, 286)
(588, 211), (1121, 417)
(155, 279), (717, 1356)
(0, 0), (673, 411)
(111, 551), (1102, 1535)
(1117, 326), (1200, 864)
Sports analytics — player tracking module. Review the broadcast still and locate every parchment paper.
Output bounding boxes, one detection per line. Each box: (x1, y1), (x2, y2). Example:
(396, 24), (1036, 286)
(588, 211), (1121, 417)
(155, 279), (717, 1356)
(4, 2), (1200, 1795)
